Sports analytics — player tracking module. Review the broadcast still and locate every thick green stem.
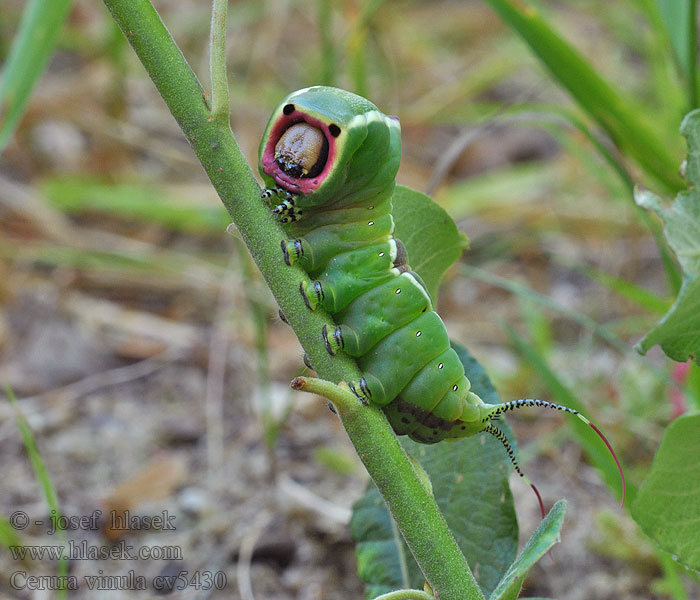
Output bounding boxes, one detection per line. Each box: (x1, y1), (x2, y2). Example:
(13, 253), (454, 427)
(100, 2), (482, 598)
(292, 378), (483, 600)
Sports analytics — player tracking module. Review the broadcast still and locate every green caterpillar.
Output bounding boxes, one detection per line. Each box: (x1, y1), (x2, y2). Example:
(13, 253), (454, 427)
(259, 86), (624, 502)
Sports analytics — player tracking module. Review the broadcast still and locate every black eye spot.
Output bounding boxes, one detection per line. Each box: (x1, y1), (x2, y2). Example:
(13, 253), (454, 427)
(438, 363), (443, 369)
(329, 124), (341, 137)
(452, 385), (458, 391)
(416, 331), (422, 337)
(283, 104), (295, 115)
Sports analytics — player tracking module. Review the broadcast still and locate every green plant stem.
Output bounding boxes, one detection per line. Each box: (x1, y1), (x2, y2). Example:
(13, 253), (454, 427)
(100, 1), (481, 598)
(209, 0), (230, 124)
(292, 377), (483, 600)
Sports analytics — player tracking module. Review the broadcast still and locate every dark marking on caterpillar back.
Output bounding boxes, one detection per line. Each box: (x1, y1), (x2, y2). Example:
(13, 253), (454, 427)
(395, 398), (457, 432)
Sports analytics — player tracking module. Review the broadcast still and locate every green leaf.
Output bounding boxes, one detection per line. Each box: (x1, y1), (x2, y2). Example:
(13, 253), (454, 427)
(40, 175), (229, 233)
(392, 184), (468, 302)
(0, 0), (74, 153)
(634, 188), (700, 276)
(635, 109), (700, 364)
(656, 0), (697, 107)
(631, 413), (700, 573)
(635, 276), (700, 362)
(5, 385), (68, 598)
(481, 0), (683, 192)
(350, 484), (422, 599)
(350, 343), (518, 598)
(656, 1), (692, 72)
(488, 500), (567, 600)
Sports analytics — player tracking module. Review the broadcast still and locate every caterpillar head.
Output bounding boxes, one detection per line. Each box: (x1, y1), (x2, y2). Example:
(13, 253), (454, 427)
(259, 86), (401, 205)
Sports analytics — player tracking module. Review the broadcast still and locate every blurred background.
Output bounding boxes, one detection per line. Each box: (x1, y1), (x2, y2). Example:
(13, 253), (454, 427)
(1, 0), (699, 598)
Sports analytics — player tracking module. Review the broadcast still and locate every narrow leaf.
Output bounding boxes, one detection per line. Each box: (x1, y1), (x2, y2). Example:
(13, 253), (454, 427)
(0, 0), (74, 153)
(656, 0), (698, 108)
(5, 385), (68, 598)
(489, 500), (567, 600)
(482, 0), (683, 192)
(40, 175), (229, 233)
(657, 0), (692, 71)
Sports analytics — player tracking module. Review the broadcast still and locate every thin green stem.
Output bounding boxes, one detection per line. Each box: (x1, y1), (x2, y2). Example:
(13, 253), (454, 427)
(100, 2), (482, 598)
(292, 377), (484, 600)
(210, 0), (230, 124)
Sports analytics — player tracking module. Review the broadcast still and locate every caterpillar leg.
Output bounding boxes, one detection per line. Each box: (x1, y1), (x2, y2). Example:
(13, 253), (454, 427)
(281, 238), (305, 266)
(281, 213), (395, 272)
(299, 280), (323, 310)
(261, 187), (303, 223)
(298, 242), (397, 313)
(322, 323), (344, 356)
(274, 202), (303, 223)
(347, 373), (388, 406)
(302, 353), (314, 371)
(261, 186), (294, 203)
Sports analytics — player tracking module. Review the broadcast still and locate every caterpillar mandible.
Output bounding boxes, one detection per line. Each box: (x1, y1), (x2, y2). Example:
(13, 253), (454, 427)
(259, 86), (625, 505)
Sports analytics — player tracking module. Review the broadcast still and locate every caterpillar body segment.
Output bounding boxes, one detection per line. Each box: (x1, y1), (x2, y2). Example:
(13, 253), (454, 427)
(323, 272), (433, 358)
(281, 212), (395, 271)
(301, 241), (400, 314)
(259, 86), (625, 505)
